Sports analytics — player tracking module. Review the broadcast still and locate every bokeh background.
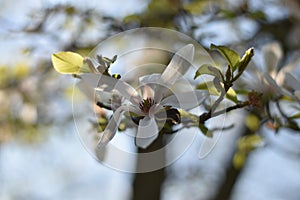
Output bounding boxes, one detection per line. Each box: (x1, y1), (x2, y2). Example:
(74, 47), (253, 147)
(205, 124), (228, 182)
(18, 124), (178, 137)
(1, 0), (300, 199)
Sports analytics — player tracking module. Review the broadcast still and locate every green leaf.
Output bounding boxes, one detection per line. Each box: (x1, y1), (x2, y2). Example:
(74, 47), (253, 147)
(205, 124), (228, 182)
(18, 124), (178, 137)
(237, 47), (254, 73)
(52, 52), (89, 74)
(226, 88), (238, 103)
(196, 82), (238, 103)
(194, 64), (222, 79)
(196, 81), (219, 95)
(211, 44), (240, 71)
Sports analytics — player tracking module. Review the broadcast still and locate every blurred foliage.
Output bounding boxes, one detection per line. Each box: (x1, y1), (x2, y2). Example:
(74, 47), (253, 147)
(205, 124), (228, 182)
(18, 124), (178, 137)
(124, 0), (182, 28)
(233, 134), (263, 169)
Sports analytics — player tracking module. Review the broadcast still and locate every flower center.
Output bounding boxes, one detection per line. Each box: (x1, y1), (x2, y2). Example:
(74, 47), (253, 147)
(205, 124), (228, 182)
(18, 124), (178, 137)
(139, 98), (156, 114)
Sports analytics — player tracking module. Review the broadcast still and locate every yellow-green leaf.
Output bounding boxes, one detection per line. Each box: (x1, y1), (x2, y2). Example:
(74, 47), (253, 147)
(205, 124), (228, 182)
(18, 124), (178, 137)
(196, 81), (219, 95)
(211, 44), (240, 71)
(237, 47), (254, 73)
(194, 64), (222, 79)
(196, 81), (238, 103)
(52, 51), (89, 74)
(226, 87), (238, 103)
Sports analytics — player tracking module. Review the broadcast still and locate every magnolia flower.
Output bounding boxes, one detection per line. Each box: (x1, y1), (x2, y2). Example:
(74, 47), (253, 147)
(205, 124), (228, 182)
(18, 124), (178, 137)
(242, 42), (300, 100)
(79, 44), (208, 149)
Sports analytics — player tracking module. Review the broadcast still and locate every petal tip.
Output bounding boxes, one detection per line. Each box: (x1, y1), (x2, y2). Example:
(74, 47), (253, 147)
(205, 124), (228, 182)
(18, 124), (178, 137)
(179, 44), (195, 59)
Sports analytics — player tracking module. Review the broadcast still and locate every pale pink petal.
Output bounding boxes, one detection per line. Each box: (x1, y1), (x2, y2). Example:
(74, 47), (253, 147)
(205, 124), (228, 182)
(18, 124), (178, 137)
(142, 85), (155, 99)
(135, 116), (159, 149)
(139, 74), (161, 99)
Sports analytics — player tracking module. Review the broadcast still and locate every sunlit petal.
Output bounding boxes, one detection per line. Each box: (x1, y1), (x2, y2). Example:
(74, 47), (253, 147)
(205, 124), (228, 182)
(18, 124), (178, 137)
(135, 116), (159, 149)
(161, 90), (208, 110)
(154, 44), (195, 102)
(160, 44), (194, 85)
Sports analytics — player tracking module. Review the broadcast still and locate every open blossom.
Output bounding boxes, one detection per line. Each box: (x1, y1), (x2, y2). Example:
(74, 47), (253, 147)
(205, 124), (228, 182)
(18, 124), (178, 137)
(241, 42), (300, 100)
(78, 44), (208, 149)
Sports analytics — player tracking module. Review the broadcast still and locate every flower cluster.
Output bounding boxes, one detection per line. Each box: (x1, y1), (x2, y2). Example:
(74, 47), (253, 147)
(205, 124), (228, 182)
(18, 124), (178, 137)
(240, 42), (300, 131)
(52, 41), (300, 151)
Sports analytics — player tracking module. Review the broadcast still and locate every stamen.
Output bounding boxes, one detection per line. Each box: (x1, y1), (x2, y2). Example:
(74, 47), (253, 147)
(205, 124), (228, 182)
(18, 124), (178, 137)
(139, 98), (156, 114)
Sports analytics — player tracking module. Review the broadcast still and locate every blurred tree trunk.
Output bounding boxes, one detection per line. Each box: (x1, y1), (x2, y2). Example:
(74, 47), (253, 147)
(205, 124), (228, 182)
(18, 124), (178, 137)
(211, 127), (252, 200)
(132, 133), (165, 200)
(211, 163), (241, 200)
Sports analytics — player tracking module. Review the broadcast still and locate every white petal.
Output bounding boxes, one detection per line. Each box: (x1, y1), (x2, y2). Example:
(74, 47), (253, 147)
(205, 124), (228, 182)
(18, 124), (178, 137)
(263, 72), (285, 95)
(135, 117), (159, 149)
(283, 73), (300, 91)
(262, 42), (283, 73)
(160, 44), (194, 85)
(154, 44), (195, 102)
(97, 105), (139, 148)
(139, 74), (161, 84)
(80, 73), (142, 106)
(97, 106), (125, 148)
(161, 90), (208, 110)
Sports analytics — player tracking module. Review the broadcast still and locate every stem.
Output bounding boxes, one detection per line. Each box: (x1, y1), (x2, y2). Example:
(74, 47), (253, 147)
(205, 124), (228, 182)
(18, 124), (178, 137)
(96, 101), (112, 110)
(212, 101), (250, 117)
(199, 83), (236, 124)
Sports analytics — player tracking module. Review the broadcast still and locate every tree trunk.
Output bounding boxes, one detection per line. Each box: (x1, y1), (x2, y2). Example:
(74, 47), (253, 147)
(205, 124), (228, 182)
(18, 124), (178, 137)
(211, 127), (251, 200)
(132, 133), (165, 200)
